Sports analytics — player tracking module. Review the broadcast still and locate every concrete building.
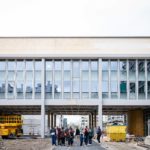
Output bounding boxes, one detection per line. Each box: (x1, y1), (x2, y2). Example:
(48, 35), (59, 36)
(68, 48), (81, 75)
(0, 37), (150, 138)
(80, 116), (89, 128)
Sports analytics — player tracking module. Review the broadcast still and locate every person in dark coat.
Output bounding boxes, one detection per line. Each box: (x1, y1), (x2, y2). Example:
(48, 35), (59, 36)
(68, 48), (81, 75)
(60, 127), (65, 146)
(88, 128), (94, 144)
(50, 127), (57, 146)
(68, 127), (74, 146)
(80, 130), (84, 146)
(96, 126), (102, 143)
(84, 126), (89, 145)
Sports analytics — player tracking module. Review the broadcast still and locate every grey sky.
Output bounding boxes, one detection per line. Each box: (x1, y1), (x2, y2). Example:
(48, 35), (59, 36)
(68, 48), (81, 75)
(0, 0), (150, 36)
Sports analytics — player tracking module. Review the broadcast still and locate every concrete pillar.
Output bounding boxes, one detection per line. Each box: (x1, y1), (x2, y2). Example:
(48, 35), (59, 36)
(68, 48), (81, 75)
(54, 114), (56, 127)
(128, 109), (144, 136)
(98, 104), (102, 129)
(91, 113), (94, 128)
(41, 58), (45, 138)
(51, 113), (53, 128)
(48, 111), (50, 128)
(89, 114), (91, 128)
(94, 111), (97, 128)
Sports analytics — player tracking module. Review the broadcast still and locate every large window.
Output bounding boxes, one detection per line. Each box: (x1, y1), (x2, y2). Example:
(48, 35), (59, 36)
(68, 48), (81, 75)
(54, 60), (62, 99)
(110, 60), (118, 99)
(73, 61), (80, 99)
(16, 60), (24, 99)
(7, 60), (15, 99)
(129, 82), (136, 99)
(63, 61), (71, 99)
(35, 61), (42, 99)
(138, 81), (145, 99)
(91, 61), (98, 99)
(45, 60), (53, 99)
(120, 60), (127, 99)
(102, 60), (109, 99)
(25, 60), (33, 99)
(129, 60), (136, 99)
(0, 61), (5, 99)
(129, 60), (136, 81)
(81, 60), (89, 99)
(147, 60), (150, 99)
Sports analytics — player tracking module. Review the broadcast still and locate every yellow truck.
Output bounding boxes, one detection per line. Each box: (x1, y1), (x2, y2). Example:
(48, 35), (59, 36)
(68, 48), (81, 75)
(0, 115), (23, 138)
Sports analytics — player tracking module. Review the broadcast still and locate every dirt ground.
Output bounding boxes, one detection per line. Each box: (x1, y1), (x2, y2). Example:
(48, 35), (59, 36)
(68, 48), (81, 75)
(1, 138), (53, 150)
(101, 142), (147, 150)
(0, 138), (148, 150)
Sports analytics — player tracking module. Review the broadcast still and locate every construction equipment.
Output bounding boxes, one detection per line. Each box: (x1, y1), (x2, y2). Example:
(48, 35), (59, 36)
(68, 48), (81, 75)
(0, 115), (23, 138)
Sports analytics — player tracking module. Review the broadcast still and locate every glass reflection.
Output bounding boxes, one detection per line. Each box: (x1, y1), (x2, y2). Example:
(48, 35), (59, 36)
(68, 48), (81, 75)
(17, 61), (24, 70)
(7, 82), (14, 99)
(129, 60), (136, 81)
(147, 61), (150, 81)
(0, 61), (5, 70)
(138, 60), (145, 81)
(16, 82), (24, 99)
(26, 81), (32, 99)
(91, 61), (98, 70)
(102, 81), (108, 99)
(73, 61), (80, 78)
(26, 61), (33, 70)
(81, 61), (89, 70)
(35, 61), (42, 70)
(111, 81), (118, 99)
(0, 82), (5, 99)
(148, 81), (150, 99)
(46, 61), (53, 99)
(120, 81), (127, 99)
(138, 81), (145, 99)
(35, 82), (41, 99)
(129, 82), (136, 99)
(64, 64), (71, 99)
(8, 61), (15, 70)
(120, 61), (127, 80)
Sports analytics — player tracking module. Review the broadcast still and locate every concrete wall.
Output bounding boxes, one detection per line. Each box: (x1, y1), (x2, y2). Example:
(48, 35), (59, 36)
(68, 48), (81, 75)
(0, 38), (150, 57)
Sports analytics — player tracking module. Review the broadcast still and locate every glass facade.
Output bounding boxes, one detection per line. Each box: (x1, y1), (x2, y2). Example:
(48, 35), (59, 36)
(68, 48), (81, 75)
(0, 59), (150, 100)
(102, 59), (149, 100)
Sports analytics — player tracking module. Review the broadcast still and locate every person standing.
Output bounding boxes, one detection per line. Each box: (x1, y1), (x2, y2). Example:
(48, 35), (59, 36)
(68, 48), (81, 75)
(84, 126), (89, 145)
(68, 127), (74, 146)
(75, 127), (80, 140)
(88, 128), (94, 145)
(50, 127), (57, 146)
(96, 126), (102, 143)
(60, 127), (65, 146)
(80, 131), (84, 146)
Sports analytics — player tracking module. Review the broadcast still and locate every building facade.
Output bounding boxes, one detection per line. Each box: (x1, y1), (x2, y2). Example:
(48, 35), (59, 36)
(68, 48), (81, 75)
(0, 37), (150, 138)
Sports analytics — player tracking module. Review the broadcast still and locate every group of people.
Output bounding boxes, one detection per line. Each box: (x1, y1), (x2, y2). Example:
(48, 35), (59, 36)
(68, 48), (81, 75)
(50, 126), (102, 146)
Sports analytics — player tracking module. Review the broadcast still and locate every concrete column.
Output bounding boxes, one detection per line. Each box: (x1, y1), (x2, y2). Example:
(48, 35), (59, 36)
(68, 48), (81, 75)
(98, 58), (103, 130)
(51, 113), (53, 128)
(54, 114), (56, 127)
(91, 113), (94, 128)
(94, 111), (97, 128)
(48, 111), (50, 128)
(89, 114), (91, 128)
(41, 58), (45, 138)
(98, 104), (103, 129)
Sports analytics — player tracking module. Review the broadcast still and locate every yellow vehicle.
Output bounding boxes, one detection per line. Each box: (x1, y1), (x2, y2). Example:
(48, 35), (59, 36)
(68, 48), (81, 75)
(0, 115), (23, 138)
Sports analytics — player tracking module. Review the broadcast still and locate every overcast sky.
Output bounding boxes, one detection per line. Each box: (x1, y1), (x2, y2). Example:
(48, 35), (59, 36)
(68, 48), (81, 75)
(0, 0), (150, 37)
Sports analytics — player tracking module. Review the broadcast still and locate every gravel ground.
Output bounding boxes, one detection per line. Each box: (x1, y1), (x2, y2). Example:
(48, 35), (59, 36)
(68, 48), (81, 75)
(99, 141), (147, 150)
(0, 138), (147, 150)
(1, 138), (53, 150)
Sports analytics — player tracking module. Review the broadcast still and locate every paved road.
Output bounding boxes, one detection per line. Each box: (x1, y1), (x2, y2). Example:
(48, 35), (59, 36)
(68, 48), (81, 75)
(53, 139), (106, 150)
